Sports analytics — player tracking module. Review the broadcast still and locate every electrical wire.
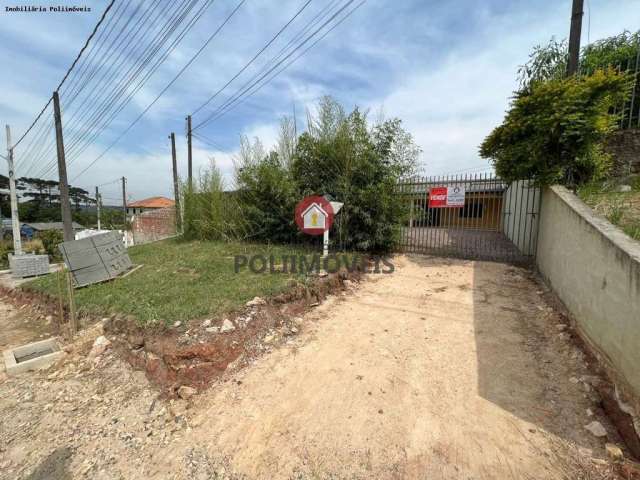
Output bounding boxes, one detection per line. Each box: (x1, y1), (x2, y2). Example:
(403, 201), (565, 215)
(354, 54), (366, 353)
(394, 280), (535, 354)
(201, 0), (366, 128)
(62, 0), (214, 177)
(191, 0), (313, 116)
(35, 0), (206, 179)
(194, 0), (358, 131)
(11, 0), (116, 149)
(71, 0), (245, 181)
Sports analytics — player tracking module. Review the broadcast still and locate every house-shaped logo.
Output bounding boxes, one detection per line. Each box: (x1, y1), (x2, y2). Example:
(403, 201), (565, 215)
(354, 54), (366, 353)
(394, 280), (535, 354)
(294, 195), (335, 236)
(302, 203), (328, 230)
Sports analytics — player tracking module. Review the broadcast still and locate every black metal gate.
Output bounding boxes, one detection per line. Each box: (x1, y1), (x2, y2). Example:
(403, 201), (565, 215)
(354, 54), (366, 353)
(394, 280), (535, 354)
(396, 174), (540, 264)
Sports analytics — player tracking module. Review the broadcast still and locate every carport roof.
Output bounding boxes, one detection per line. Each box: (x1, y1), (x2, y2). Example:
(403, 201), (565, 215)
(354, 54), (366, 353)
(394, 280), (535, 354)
(399, 179), (507, 194)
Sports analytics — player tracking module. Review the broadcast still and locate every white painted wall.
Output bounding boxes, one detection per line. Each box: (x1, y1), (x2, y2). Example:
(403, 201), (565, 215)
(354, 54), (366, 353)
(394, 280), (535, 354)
(537, 186), (640, 400)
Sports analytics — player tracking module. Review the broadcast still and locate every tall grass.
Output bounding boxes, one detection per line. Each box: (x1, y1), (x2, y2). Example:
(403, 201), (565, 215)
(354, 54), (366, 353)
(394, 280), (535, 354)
(182, 161), (248, 242)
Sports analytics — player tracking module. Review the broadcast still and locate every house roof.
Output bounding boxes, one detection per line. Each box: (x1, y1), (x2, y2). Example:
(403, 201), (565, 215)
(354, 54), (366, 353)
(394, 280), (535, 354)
(400, 179), (507, 195)
(127, 196), (175, 208)
(302, 203), (328, 217)
(23, 221), (84, 231)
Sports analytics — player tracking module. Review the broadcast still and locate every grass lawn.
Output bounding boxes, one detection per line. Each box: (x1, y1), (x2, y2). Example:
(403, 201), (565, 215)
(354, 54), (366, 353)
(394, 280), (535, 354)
(23, 239), (316, 326)
(578, 175), (640, 241)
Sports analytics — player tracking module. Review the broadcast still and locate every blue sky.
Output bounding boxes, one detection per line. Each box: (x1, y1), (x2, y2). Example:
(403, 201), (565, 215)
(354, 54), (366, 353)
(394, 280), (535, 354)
(1, 0), (639, 202)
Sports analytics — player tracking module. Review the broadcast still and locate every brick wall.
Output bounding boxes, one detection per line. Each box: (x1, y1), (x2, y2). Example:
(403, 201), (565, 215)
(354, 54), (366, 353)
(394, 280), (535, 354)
(131, 207), (176, 245)
(605, 128), (640, 176)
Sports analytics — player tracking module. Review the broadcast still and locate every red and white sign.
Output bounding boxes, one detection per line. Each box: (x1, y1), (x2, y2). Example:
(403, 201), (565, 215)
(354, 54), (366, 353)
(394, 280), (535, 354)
(428, 185), (466, 208)
(295, 195), (335, 236)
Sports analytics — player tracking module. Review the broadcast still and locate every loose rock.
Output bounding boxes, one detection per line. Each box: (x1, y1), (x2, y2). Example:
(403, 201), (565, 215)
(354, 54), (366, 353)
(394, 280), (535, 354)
(220, 319), (235, 333)
(173, 321), (182, 328)
(202, 319), (212, 328)
(246, 297), (266, 307)
(89, 336), (111, 358)
(177, 385), (197, 400)
(584, 421), (607, 437)
(605, 443), (624, 461)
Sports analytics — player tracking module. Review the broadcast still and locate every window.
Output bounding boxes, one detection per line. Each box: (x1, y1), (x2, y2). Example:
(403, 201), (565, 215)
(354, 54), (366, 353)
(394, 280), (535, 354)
(459, 201), (483, 218)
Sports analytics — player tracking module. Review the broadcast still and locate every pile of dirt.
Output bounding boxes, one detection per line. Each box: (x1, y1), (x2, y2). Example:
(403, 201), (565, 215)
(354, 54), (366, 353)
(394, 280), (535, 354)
(0, 285), (63, 331)
(104, 271), (361, 396)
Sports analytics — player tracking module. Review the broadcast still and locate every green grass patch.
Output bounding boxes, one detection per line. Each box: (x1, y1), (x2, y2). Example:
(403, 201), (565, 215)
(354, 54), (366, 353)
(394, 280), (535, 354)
(22, 239), (319, 327)
(578, 176), (640, 241)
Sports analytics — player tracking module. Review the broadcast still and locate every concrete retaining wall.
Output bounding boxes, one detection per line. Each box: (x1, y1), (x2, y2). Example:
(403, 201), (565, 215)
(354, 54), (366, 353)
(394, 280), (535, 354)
(536, 186), (640, 399)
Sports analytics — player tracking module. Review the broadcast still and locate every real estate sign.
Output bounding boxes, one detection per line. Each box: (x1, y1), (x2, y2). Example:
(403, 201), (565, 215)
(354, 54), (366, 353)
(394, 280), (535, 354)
(428, 185), (466, 208)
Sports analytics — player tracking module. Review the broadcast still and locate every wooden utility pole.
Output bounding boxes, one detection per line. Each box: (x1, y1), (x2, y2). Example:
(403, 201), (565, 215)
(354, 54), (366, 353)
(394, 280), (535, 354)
(53, 91), (74, 242)
(186, 115), (193, 190)
(95, 186), (101, 230)
(169, 132), (181, 232)
(4, 125), (22, 255)
(121, 176), (127, 226)
(566, 0), (584, 76)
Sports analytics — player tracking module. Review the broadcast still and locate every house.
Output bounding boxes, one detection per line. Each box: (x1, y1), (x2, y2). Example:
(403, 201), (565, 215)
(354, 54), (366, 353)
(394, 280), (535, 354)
(20, 221), (85, 240)
(403, 179), (507, 230)
(126, 196), (175, 216)
(302, 203), (328, 229)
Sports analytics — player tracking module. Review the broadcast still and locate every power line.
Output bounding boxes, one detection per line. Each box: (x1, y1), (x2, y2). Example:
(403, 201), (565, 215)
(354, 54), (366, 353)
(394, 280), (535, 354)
(36, 0), (208, 179)
(54, 0), (199, 166)
(18, 0), (132, 175)
(63, 0), (218, 179)
(192, 132), (225, 150)
(71, 0), (245, 181)
(202, 0), (366, 127)
(60, 0), (138, 103)
(191, 0), (313, 116)
(194, 0), (359, 131)
(59, 0), (204, 166)
(11, 0), (116, 149)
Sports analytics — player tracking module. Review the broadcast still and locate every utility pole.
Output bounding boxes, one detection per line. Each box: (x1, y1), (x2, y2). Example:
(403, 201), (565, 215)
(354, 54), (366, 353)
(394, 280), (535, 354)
(186, 115), (193, 190)
(53, 91), (74, 242)
(4, 125), (22, 255)
(566, 0), (584, 76)
(95, 186), (101, 230)
(169, 133), (181, 232)
(121, 176), (127, 226)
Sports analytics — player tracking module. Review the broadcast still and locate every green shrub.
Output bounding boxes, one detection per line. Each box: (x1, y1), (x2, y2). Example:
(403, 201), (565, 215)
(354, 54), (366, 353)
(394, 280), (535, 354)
(624, 222), (640, 241)
(180, 97), (419, 253)
(39, 230), (63, 257)
(292, 97), (419, 252)
(606, 200), (626, 225)
(480, 69), (632, 186)
(0, 240), (12, 268)
(235, 149), (299, 244)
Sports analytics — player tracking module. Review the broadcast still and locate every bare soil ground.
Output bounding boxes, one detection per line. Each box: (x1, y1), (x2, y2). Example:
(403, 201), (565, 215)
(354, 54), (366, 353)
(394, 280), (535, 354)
(0, 256), (632, 479)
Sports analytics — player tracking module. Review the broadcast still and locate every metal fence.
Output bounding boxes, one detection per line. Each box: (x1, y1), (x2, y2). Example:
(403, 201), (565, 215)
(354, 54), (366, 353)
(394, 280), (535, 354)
(582, 51), (640, 129)
(396, 174), (540, 265)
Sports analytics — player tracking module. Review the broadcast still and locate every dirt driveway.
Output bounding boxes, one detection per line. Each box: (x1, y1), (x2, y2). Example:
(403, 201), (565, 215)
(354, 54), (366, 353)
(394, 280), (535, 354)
(0, 256), (622, 479)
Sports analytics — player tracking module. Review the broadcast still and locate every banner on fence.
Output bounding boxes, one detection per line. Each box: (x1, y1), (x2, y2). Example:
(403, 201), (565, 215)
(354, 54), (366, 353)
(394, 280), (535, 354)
(428, 185), (466, 208)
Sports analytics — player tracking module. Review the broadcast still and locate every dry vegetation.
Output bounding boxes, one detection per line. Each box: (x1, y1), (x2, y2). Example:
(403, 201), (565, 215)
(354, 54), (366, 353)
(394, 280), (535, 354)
(578, 175), (640, 241)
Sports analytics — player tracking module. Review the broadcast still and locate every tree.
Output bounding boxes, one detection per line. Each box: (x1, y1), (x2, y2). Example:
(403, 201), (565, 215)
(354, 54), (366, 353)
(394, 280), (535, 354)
(480, 69), (632, 186)
(276, 115), (297, 169)
(517, 31), (639, 91)
(183, 160), (247, 241)
(69, 186), (91, 210)
(292, 96), (419, 251)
